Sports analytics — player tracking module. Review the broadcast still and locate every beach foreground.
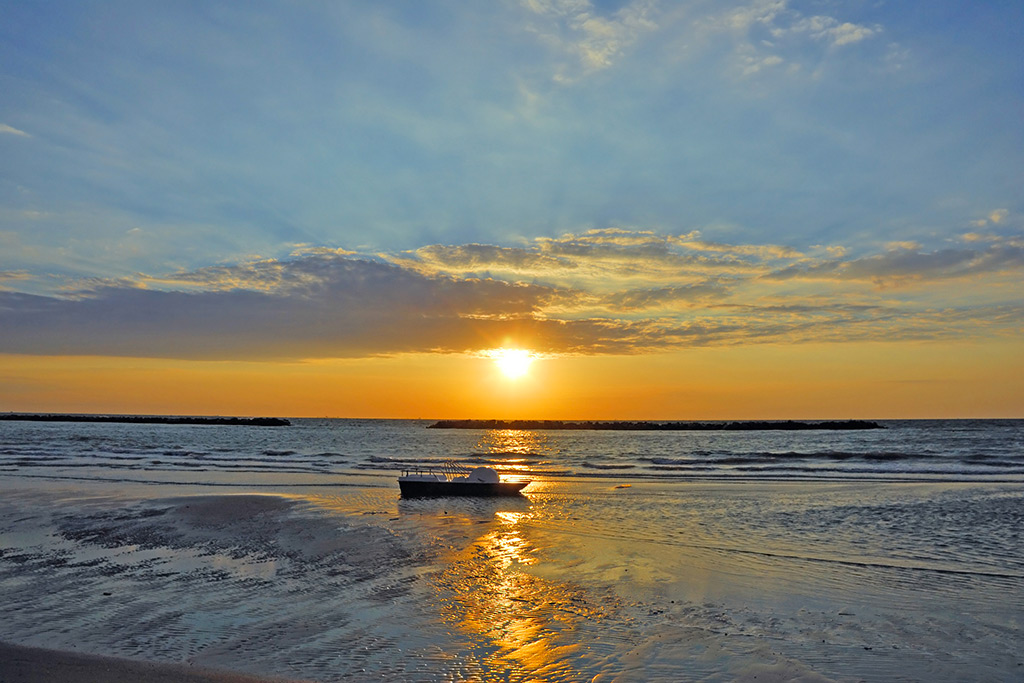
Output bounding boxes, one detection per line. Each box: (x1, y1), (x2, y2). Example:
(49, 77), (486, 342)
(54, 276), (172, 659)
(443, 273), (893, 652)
(0, 642), (306, 683)
(1, 472), (1020, 682)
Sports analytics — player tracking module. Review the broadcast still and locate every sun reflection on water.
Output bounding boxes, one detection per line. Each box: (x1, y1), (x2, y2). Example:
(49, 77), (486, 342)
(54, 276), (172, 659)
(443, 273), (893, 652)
(476, 429), (556, 478)
(489, 512), (535, 569)
(477, 429), (551, 457)
(430, 505), (609, 680)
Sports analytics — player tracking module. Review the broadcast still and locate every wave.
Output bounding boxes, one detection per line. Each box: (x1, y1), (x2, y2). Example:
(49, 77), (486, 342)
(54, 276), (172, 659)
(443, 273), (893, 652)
(368, 455), (442, 464)
(466, 453), (547, 466)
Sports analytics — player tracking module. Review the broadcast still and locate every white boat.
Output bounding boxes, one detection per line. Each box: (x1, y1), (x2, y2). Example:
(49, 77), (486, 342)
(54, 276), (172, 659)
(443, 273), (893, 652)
(398, 461), (529, 498)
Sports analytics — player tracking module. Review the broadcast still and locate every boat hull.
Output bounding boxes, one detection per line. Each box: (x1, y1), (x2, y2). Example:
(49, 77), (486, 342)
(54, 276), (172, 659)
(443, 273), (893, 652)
(398, 480), (528, 498)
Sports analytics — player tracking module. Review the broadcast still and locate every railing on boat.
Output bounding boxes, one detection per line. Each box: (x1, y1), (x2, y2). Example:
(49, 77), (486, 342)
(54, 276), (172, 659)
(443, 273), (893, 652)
(400, 459), (471, 481)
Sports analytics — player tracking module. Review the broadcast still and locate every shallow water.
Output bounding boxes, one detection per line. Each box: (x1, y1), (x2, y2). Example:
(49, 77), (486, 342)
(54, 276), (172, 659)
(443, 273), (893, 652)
(0, 419), (1022, 681)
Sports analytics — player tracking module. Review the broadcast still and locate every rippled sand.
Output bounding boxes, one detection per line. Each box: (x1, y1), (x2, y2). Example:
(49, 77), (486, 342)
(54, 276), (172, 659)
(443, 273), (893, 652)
(0, 477), (1021, 681)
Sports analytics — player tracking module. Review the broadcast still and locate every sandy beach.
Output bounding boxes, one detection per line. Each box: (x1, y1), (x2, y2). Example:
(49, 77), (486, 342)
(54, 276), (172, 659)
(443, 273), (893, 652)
(1, 472), (1021, 682)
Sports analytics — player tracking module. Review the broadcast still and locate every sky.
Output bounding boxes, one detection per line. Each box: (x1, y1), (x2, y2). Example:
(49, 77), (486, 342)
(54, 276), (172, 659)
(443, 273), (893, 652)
(1, 0), (1022, 418)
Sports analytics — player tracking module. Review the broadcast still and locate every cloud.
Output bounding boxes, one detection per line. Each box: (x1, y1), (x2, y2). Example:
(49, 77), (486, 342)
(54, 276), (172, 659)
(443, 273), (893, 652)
(704, 0), (883, 78)
(969, 209), (1010, 228)
(522, 0), (659, 81)
(764, 242), (1024, 285)
(602, 280), (732, 312)
(885, 241), (922, 251)
(673, 233), (802, 259)
(395, 229), (797, 291)
(0, 270), (33, 291)
(718, 0), (786, 32)
(0, 123), (31, 137)
(787, 16), (880, 47)
(0, 254), (641, 358)
(960, 232), (1022, 246)
(719, 0), (880, 49)
(1, 230), (1021, 361)
(989, 209), (1009, 224)
(739, 52), (784, 76)
(811, 244), (848, 258)
(961, 233), (997, 243)
(533, 228), (773, 276)
(399, 243), (576, 277)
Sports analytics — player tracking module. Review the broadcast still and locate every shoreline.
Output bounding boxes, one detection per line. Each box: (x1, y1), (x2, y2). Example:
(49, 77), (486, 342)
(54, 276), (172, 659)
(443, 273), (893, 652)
(0, 642), (307, 683)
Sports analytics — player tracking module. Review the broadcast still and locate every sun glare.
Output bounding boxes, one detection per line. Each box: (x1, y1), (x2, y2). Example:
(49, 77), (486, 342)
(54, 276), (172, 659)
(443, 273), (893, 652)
(492, 348), (534, 380)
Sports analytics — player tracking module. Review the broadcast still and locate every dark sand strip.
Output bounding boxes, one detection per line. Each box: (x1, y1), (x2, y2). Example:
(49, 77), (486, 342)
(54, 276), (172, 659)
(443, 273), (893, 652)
(0, 643), (309, 683)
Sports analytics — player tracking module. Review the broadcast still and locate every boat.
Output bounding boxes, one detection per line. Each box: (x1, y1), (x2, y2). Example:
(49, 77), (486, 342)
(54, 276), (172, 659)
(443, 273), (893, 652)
(398, 461), (529, 498)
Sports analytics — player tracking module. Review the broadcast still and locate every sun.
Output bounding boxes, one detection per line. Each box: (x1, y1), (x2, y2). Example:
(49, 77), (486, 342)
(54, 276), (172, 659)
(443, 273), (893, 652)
(491, 348), (534, 380)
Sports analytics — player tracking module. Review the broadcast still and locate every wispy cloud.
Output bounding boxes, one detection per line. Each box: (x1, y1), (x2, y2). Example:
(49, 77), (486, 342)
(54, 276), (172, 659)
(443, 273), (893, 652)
(764, 242), (1024, 285)
(0, 123), (31, 137)
(703, 0), (883, 78)
(522, 0), (659, 81)
(0, 270), (34, 292)
(399, 229), (804, 290)
(603, 280), (732, 312)
(786, 15), (880, 48)
(970, 209), (1010, 228)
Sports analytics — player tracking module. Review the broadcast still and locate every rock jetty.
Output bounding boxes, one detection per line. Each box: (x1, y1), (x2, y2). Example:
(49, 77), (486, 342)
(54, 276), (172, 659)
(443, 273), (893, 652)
(1, 414), (290, 426)
(429, 419), (883, 431)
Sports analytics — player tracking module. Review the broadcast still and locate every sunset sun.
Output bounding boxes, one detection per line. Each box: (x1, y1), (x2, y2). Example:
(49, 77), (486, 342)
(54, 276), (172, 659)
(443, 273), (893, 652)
(491, 348), (534, 380)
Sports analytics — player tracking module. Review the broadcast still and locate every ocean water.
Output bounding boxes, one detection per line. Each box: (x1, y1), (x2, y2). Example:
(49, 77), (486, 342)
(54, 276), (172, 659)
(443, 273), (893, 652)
(1, 418), (1022, 681)
(3, 418), (1023, 484)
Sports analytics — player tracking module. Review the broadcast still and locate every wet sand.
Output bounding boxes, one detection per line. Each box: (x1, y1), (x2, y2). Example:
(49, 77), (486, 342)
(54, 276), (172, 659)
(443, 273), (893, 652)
(1, 478), (1020, 681)
(0, 642), (305, 683)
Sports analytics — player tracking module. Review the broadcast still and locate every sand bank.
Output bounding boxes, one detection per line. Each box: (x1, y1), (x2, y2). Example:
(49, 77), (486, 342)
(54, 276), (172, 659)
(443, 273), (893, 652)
(0, 642), (306, 683)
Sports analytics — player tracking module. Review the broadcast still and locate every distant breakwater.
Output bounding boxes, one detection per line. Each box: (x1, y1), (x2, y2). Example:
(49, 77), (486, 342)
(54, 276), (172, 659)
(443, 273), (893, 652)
(429, 419), (884, 431)
(1, 414), (290, 426)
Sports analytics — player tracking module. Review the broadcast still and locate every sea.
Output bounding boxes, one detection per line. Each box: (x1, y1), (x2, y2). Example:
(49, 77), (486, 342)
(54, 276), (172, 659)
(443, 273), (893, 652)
(1, 418), (1022, 681)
